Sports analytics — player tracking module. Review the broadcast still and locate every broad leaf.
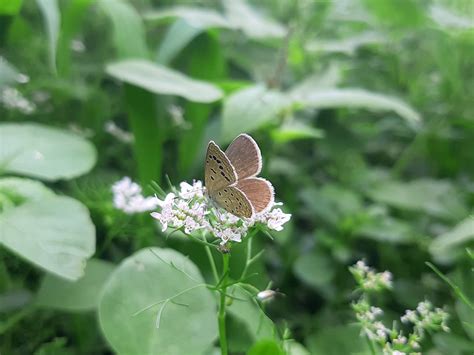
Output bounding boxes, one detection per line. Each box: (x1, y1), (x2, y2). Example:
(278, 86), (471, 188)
(307, 325), (370, 355)
(0, 122), (97, 181)
(106, 59), (223, 103)
(368, 179), (466, 220)
(293, 88), (421, 127)
(227, 284), (276, 341)
(221, 85), (290, 141)
(430, 217), (474, 257)
(145, 6), (233, 30)
(248, 339), (285, 355)
(98, 247), (217, 355)
(36, 259), (115, 311)
(271, 121), (324, 143)
(0, 177), (95, 280)
(223, 0), (286, 39)
(293, 251), (335, 298)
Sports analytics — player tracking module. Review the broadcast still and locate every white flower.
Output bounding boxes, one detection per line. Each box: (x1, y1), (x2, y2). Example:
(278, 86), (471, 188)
(0, 87), (36, 114)
(112, 177), (159, 214)
(251, 206), (291, 231)
(148, 180), (290, 246)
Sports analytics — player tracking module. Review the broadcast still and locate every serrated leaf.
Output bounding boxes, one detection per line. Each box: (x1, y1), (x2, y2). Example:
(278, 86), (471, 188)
(0, 178), (95, 281)
(36, 259), (115, 311)
(98, 248), (217, 355)
(106, 59), (223, 103)
(0, 123), (97, 181)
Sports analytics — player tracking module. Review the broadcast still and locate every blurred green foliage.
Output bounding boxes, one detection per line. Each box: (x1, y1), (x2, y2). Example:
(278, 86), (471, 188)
(1, 0), (473, 354)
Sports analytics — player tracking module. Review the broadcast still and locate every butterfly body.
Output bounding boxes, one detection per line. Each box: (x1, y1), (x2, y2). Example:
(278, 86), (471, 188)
(205, 134), (274, 218)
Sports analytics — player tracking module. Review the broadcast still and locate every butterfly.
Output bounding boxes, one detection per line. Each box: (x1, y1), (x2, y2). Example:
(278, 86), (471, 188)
(205, 134), (274, 218)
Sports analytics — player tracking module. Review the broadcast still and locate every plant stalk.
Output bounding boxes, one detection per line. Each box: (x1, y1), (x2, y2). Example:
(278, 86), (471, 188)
(218, 253), (230, 355)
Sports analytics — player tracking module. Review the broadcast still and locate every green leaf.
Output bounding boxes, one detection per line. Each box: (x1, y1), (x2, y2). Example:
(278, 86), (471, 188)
(156, 19), (203, 65)
(227, 284), (276, 342)
(106, 59), (223, 103)
(0, 122), (97, 181)
(0, 0), (23, 15)
(248, 339), (285, 355)
(362, 0), (426, 28)
(306, 32), (386, 55)
(356, 215), (415, 244)
(283, 341), (311, 355)
(293, 251), (335, 297)
(368, 179), (467, 220)
(271, 121), (324, 143)
(293, 88), (421, 127)
(145, 6), (233, 30)
(56, 0), (96, 76)
(0, 177), (95, 281)
(307, 325), (370, 355)
(221, 85), (290, 142)
(223, 0), (286, 39)
(36, 259), (115, 311)
(430, 217), (474, 257)
(98, 0), (148, 59)
(430, 5), (474, 31)
(36, 0), (60, 74)
(98, 247), (217, 355)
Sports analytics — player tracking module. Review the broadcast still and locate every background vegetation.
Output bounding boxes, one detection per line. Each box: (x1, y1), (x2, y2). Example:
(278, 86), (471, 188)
(0, 0), (473, 354)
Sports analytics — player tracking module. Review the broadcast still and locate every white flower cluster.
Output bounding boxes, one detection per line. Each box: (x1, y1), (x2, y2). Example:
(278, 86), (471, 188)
(0, 87), (36, 114)
(401, 300), (450, 335)
(351, 262), (449, 355)
(112, 177), (159, 214)
(350, 260), (393, 292)
(150, 180), (291, 245)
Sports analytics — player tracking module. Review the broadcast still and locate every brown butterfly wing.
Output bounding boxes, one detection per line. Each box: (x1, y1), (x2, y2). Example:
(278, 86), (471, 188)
(212, 186), (253, 218)
(225, 134), (262, 180)
(205, 141), (237, 193)
(236, 177), (274, 213)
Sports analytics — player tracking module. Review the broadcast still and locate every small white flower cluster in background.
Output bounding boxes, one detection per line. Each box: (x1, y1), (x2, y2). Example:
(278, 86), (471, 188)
(0, 87), (36, 114)
(104, 121), (134, 143)
(150, 180), (291, 246)
(112, 177), (159, 214)
(349, 260), (393, 292)
(350, 261), (449, 355)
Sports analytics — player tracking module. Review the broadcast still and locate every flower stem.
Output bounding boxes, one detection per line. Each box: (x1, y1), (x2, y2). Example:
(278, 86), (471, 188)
(201, 233), (219, 283)
(218, 253), (230, 355)
(365, 335), (377, 355)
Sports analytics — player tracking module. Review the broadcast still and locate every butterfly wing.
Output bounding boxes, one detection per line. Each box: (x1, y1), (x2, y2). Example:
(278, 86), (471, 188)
(225, 134), (262, 180)
(236, 177), (274, 213)
(205, 141), (237, 193)
(212, 186), (253, 218)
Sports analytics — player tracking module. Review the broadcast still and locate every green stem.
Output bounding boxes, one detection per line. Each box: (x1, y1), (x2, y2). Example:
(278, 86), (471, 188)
(365, 335), (377, 355)
(201, 233), (219, 283)
(218, 253), (230, 355)
(241, 236), (253, 279)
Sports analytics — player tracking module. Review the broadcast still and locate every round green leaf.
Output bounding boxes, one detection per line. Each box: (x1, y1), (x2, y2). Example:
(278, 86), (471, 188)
(0, 177), (96, 281)
(98, 247), (217, 355)
(36, 259), (115, 311)
(248, 339), (285, 355)
(106, 59), (223, 103)
(0, 123), (97, 181)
